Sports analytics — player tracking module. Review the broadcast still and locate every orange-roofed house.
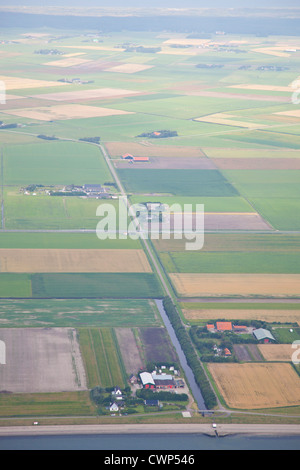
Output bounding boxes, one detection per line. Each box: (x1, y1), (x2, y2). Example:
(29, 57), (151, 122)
(216, 322), (232, 331)
(206, 324), (215, 331)
(224, 348), (231, 356)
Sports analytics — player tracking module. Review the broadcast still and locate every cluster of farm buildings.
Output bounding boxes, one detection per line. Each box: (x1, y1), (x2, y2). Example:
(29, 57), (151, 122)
(138, 368), (184, 390)
(206, 321), (276, 343)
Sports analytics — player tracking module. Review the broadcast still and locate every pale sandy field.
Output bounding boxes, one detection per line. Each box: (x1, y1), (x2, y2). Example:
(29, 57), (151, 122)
(0, 328), (87, 393)
(208, 362), (300, 409)
(0, 249), (152, 273)
(170, 273), (300, 297)
(2, 104), (134, 121)
(183, 308), (300, 325)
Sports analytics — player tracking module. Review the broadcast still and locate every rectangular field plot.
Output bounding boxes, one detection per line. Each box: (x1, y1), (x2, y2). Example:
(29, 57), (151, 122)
(32, 87), (143, 102)
(258, 344), (296, 362)
(0, 328), (87, 393)
(0, 299), (161, 328)
(170, 273), (300, 297)
(31, 273), (163, 299)
(139, 327), (178, 364)
(117, 169), (239, 197)
(78, 328), (127, 389)
(105, 142), (205, 158)
(208, 363), (300, 409)
(160, 252), (300, 274)
(114, 156), (217, 170)
(0, 75), (69, 91)
(2, 104), (134, 121)
(0, 249), (152, 273)
(3, 141), (112, 186)
(182, 306), (300, 325)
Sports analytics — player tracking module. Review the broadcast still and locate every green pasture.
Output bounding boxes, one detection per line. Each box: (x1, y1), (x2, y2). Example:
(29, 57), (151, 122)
(181, 301), (300, 311)
(0, 298), (161, 328)
(0, 232), (141, 249)
(0, 274), (32, 298)
(224, 130), (300, 149)
(31, 273), (163, 299)
(4, 190), (123, 230)
(78, 327), (127, 388)
(159, 251), (300, 274)
(3, 140), (112, 186)
(0, 391), (96, 417)
(222, 170), (300, 198)
(249, 198), (300, 231)
(118, 169), (239, 197)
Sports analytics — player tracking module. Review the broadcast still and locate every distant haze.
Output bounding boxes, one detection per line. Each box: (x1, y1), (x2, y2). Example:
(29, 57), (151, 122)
(0, 0), (299, 7)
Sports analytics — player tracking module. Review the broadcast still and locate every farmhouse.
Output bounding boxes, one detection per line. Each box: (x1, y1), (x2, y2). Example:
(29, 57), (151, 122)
(216, 322), (232, 331)
(122, 153), (134, 160)
(253, 328), (276, 343)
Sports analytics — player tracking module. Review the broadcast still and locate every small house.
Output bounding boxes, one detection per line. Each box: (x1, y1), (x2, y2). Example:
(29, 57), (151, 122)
(145, 399), (159, 407)
(109, 402), (119, 413)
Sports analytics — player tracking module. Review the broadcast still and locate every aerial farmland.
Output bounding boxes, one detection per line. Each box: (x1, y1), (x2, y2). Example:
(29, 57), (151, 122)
(0, 8), (299, 430)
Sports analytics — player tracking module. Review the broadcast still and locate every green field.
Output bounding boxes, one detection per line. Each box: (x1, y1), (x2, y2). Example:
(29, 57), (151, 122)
(159, 251), (300, 274)
(3, 141), (113, 186)
(0, 232), (141, 249)
(78, 327), (127, 388)
(31, 273), (163, 299)
(0, 298), (161, 327)
(118, 169), (239, 196)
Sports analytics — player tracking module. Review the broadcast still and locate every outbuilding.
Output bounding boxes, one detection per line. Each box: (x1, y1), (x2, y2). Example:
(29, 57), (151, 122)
(140, 372), (155, 389)
(253, 328), (276, 343)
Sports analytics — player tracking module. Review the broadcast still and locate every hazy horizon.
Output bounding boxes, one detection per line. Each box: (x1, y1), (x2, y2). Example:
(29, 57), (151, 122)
(0, 0), (299, 8)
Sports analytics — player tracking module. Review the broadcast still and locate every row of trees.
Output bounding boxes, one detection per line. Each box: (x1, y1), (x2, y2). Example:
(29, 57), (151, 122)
(162, 297), (217, 409)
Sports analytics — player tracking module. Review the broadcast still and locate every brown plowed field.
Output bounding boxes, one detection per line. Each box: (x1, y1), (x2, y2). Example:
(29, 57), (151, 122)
(211, 158), (300, 170)
(114, 156), (216, 169)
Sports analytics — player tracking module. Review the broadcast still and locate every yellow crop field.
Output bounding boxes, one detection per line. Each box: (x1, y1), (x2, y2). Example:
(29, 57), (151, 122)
(228, 84), (293, 92)
(44, 57), (91, 67)
(182, 308), (300, 325)
(0, 249), (152, 273)
(208, 363), (300, 409)
(258, 344), (296, 362)
(196, 113), (266, 129)
(2, 104), (134, 121)
(170, 273), (300, 297)
(0, 75), (69, 90)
